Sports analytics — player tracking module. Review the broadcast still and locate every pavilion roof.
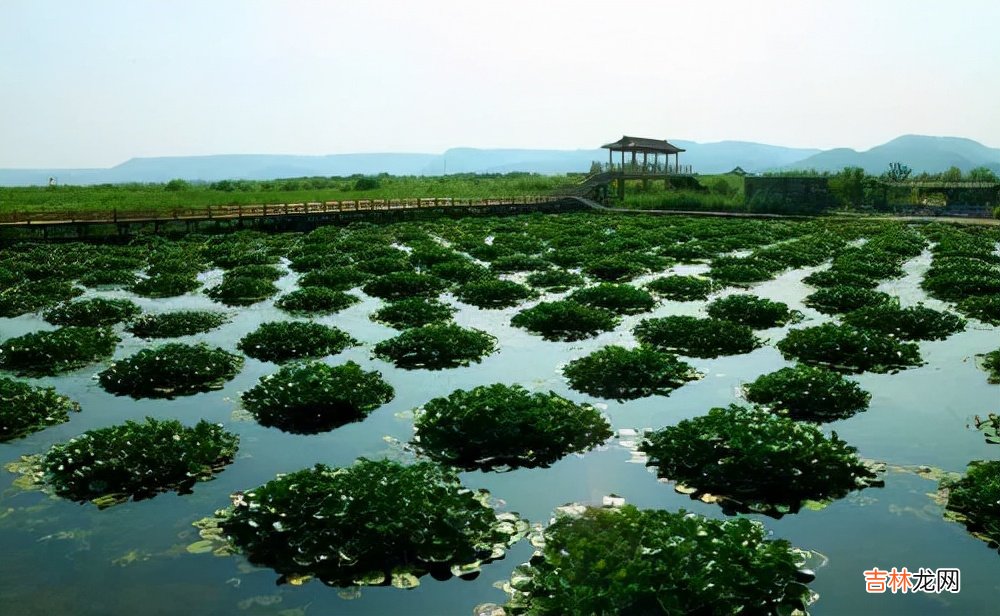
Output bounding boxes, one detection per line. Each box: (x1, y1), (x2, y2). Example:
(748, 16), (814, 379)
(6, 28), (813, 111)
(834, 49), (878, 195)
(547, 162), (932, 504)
(601, 135), (686, 154)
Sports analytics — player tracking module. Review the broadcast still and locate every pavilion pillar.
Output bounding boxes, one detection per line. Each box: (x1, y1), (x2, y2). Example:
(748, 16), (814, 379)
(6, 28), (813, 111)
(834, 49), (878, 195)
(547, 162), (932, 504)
(675, 153), (679, 174)
(643, 152), (649, 190)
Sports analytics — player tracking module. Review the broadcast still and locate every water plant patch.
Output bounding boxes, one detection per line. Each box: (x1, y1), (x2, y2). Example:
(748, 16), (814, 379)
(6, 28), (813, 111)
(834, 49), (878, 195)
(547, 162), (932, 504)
(803, 285), (893, 315)
(640, 405), (881, 515)
(524, 268), (586, 292)
(370, 297), (456, 329)
(0, 280), (84, 317)
(43, 298), (142, 327)
(0, 326), (120, 377)
(372, 323), (497, 369)
(777, 323), (923, 373)
(633, 315), (761, 358)
(275, 286), (360, 315)
(842, 301), (965, 341)
(977, 349), (1000, 384)
(455, 279), (538, 309)
(127, 310), (229, 339)
(940, 460), (1000, 549)
(510, 300), (619, 342)
(362, 272), (447, 300)
(206, 275), (280, 306)
(131, 272), (201, 298)
(562, 345), (700, 401)
(242, 361), (394, 434)
(744, 364), (871, 422)
(217, 459), (526, 587)
(706, 294), (802, 329)
(957, 294), (1000, 325)
(567, 283), (656, 315)
(238, 321), (356, 363)
(0, 377), (80, 442)
(644, 274), (717, 301)
(411, 384), (612, 471)
(98, 343), (244, 398)
(40, 417), (238, 507)
(501, 504), (817, 615)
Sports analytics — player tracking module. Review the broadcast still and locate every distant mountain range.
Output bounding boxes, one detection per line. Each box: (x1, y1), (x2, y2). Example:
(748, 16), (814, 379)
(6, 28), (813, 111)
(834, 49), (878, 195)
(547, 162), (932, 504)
(1, 135), (997, 187)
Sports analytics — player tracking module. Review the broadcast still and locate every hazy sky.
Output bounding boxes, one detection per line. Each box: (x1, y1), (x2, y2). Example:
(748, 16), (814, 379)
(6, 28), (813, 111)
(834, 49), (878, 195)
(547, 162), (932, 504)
(2, 0), (998, 167)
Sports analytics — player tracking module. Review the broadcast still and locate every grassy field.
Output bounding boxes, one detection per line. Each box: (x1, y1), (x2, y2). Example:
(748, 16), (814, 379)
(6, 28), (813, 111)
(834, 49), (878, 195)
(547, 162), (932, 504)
(620, 173), (745, 211)
(0, 173), (582, 216)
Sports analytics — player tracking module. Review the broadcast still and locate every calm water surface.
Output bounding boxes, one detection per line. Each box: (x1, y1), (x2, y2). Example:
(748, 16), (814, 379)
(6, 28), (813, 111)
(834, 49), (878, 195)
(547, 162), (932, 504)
(1, 251), (998, 615)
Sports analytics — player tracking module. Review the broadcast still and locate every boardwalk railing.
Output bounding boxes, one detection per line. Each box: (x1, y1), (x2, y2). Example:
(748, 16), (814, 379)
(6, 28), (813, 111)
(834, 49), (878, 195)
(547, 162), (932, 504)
(0, 195), (564, 225)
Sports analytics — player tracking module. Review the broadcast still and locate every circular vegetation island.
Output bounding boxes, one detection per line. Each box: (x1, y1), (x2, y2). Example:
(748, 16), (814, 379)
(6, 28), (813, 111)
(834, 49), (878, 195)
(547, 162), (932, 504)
(412, 384), (612, 471)
(562, 345), (700, 401)
(0, 377), (80, 442)
(502, 504), (816, 616)
(941, 460), (1000, 549)
(43, 297), (141, 327)
(206, 275), (279, 306)
(568, 283), (656, 315)
(841, 301), (965, 341)
(706, 294), (801, 329)
(275, 287), (360, 315)
(633, 316), (760, 358)
(218, 459), (527, 587)
(99, 343), (243, 398)
(238, 321), (356, 363)
(640, 405), (881, 515)
(744, 364), (871, 422)
(38, 417), (238, 507)
(127, 310), (228, 339)
(455, 279), (538, 309)
(0, 326), (119, 377)
(645, 275), (717, 301)
(803, 285), (892, 315)
(370, 297), (456, 329)
(777, 323), (923, 374)
(373, 323), (497, 370)
(242, 361), (394, 434)
(511, 300), (619, 342)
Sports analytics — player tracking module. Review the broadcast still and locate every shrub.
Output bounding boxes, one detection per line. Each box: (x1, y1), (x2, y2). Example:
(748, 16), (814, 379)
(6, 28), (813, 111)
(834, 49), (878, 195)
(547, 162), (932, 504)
(218, 459), (525, 587)
(511, 301), (619, 342)
(567, 283), (656, 315)
(640, 405), (880, 514)
(582, 257), (646, 282)
(362, 272), (446, 300)
(370, 297), (456, 329)
(0, 326), (119, 377)
(842, 302), (965, 341)
(43, 298), (141, 327)
(0, 377), (80, 442)
(777, 323), (922, 373)
(127, 310), (228, 339)
(455, 279), (538, 309)
(941, 461), (1000, 548)
(803, 285), (893, 315)
(562, 345), (700, 401)
(412, 384), (612, 471)
(373, 323), (497, 369)
(745, 364), (871, 422)
(524, 269), (586, 292)
(503, 505), (816, 616)
(242, 361), (394, 434)
(206, 275), (279, 306)
(98, 343), (243, 398)
(957, 294), (1000, 325)
(131, 273), (201, 298)
(633, 316), (761, 358)
(644, 275), (717, 301)
(0, 280), (83, 317)
(275, 287), (360, 315)
(41, 417), (238, 506)
(238, 321), (356, 363)
(706, 294), (801, 329)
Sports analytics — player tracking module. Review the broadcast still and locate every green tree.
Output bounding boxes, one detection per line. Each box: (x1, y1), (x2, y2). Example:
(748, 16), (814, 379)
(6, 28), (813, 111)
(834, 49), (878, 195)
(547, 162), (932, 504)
(883, 162), (912, 182)
(829, 166), (866, 206)
(941, 166), (963, 182)
(164, 179), (191, 192)
(967, 166), (999, 182)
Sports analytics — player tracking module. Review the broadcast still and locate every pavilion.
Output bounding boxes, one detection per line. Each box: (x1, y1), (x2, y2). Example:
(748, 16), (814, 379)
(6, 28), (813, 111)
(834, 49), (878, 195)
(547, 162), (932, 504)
(600, 136), (692, 199)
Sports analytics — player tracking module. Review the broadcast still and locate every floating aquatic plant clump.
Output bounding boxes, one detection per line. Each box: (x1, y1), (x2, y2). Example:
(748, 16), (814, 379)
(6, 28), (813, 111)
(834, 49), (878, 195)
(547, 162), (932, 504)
(427, 259), (491, 284)
(412, 384), (612, 471)
(130, 273), (201, 298)
(524, 269), (586, 292)
(362, 272), (447, 300)
(455, 279), (538, 309)
(802, 269), (879, 289)
(206, 275), (280, 306)
(744, 364), (871, 422)
(275, 286), (360, 315)
(708, 256), (782, 285)
(0, 327), (119, 377)
(98, 343), (243, 398)
(238, 321), (356, 363)
(219, 459), (526, 587)
(941, 461), (1000, 549)
(299, 265), (370, 291)
(370, 297), (456, 329)
(777, 323), (923, 374)
(127, 310), (229, 339)
(644, 274), (717, 301)
(640, 405), (881, 515)
(581, 257), (646, 282)
(242, 361), (394, 434)
(43, 298), (142, 327)
(0, 377), (80, 442)
(567, 283), (656, 315)
(562, 345), (700, 401)
(502, 505), (817, 616)
(803, 285), (894, 315)
(510, 301), (619, 342)
(41, 417), (238, 506)
(224, 264), (284, 281)
(373, 323), (497, 369)
(706, 294), (802, 329)
(0, 280), (84, 317)
(77, 268), (139, 288)
(957, 294), (1000, 326)
(978, 349), (1000, 384)
(633, 315), (761, 358)
(841, 301), (966, 341)
(489, 253), (550, 273)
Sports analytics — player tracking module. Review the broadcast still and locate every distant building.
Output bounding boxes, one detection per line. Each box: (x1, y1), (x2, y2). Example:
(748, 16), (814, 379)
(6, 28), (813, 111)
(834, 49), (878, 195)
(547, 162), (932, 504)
(729, 166), (748, 176)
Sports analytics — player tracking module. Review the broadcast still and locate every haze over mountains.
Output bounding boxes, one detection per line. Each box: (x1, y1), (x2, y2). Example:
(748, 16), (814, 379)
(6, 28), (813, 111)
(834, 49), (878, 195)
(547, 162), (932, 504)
(1, 135), (997, 187)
